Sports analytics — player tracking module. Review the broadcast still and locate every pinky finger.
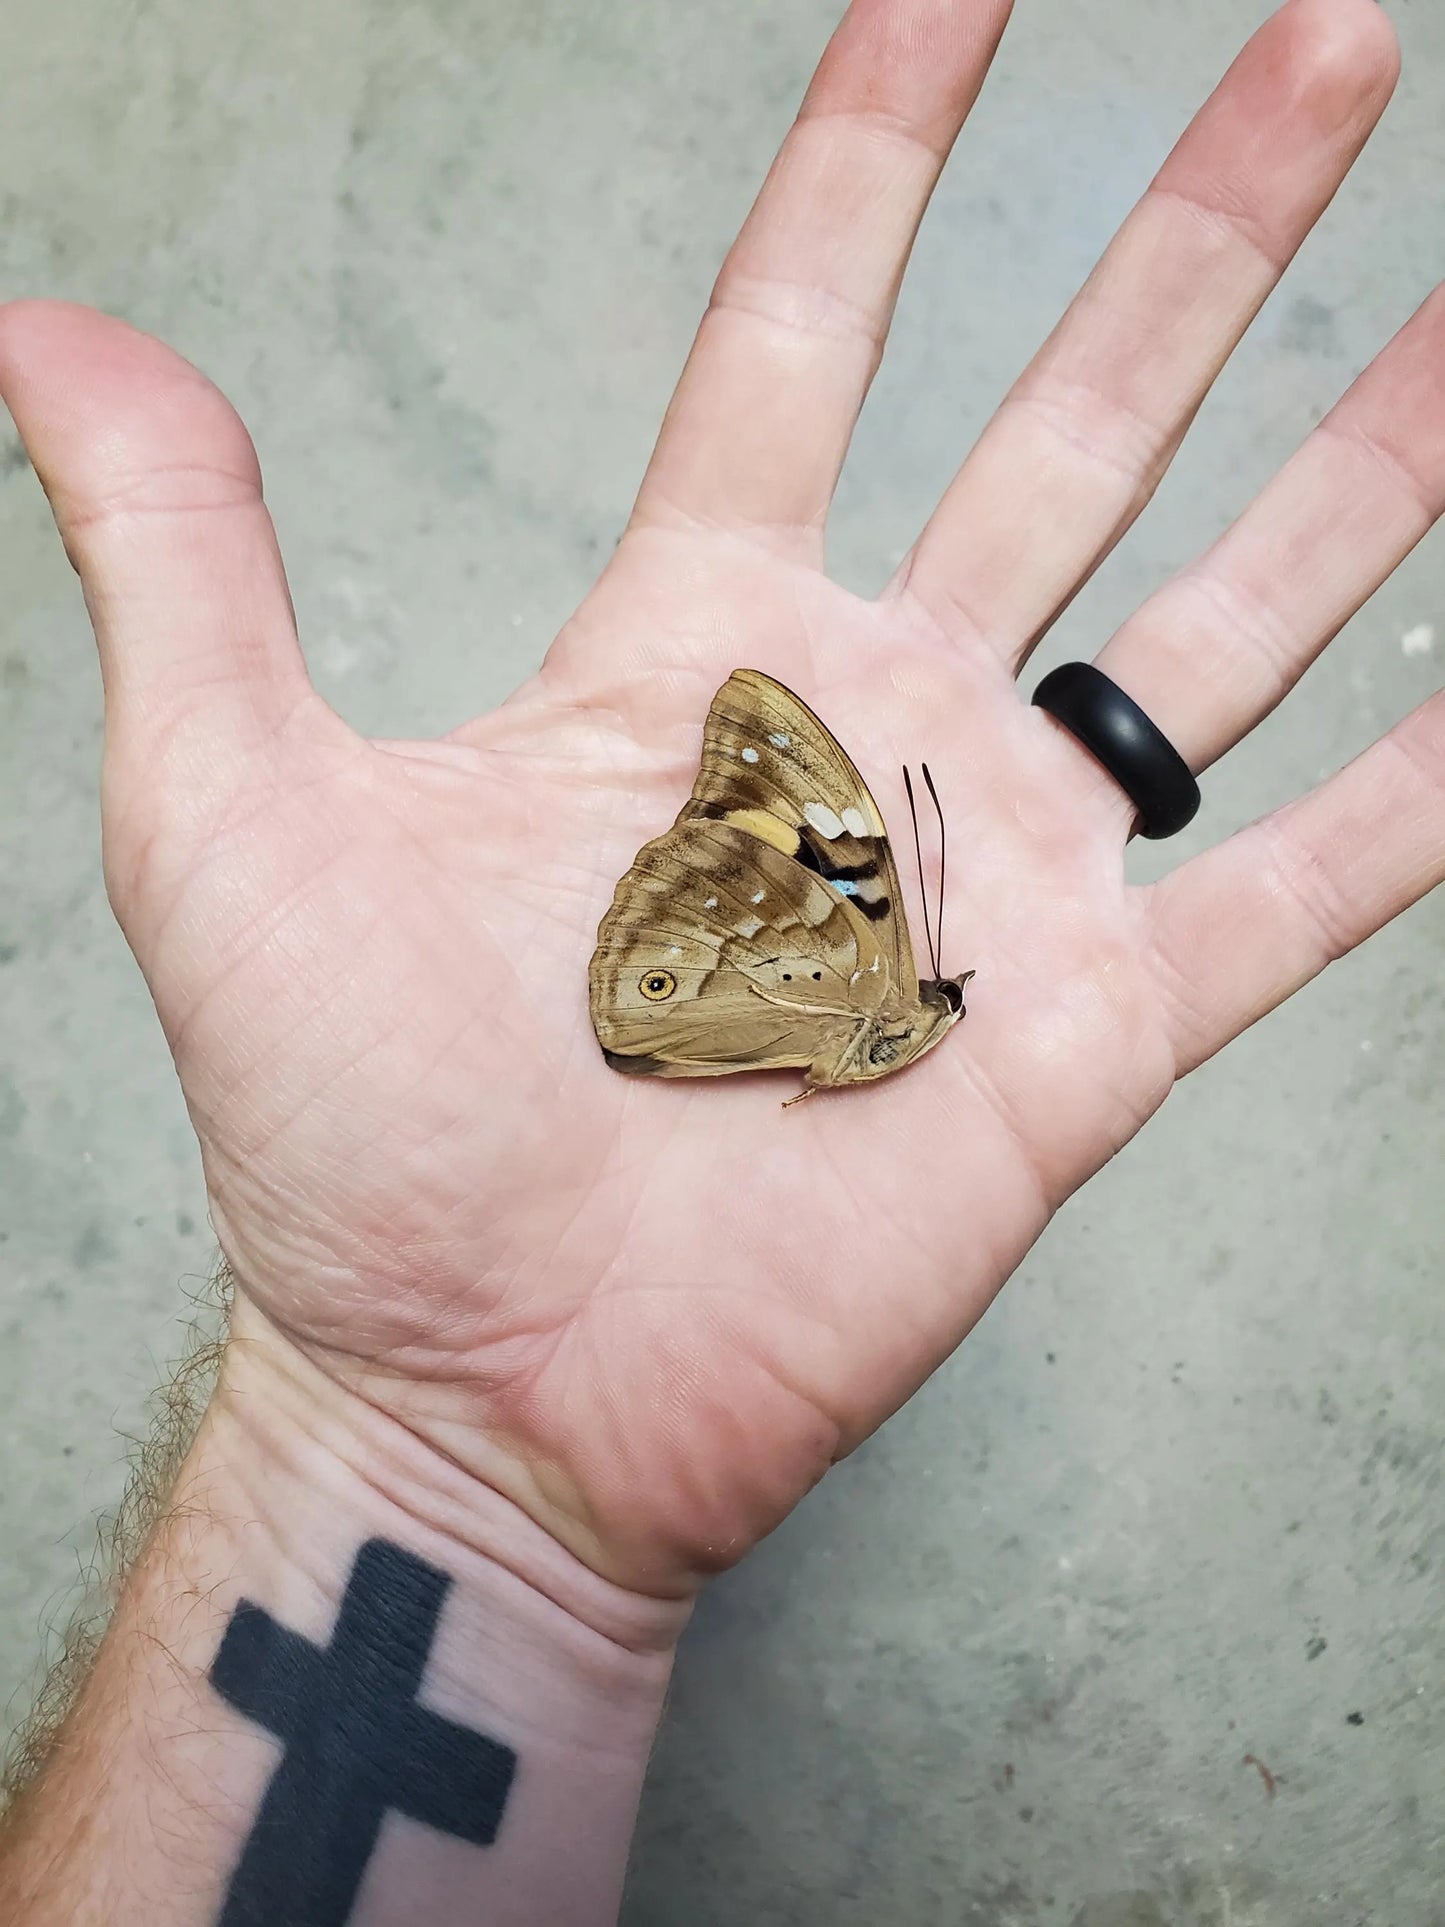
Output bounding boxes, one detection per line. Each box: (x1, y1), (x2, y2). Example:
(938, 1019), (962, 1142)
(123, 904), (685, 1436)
(1144, 692), (1445, 1076)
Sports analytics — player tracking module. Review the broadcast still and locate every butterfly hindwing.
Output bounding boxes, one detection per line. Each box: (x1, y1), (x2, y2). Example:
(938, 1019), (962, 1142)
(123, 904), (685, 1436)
(589, 819), (890, 1074)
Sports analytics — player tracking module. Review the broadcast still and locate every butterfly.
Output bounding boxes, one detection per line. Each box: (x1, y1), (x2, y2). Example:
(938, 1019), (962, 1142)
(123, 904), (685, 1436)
(589, 669), (974, 1102)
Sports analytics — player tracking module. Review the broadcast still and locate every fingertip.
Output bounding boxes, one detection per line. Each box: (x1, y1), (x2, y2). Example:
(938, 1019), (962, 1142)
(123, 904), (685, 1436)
(802, 0), (1015, 151)
(0, 296), (93, 367)
(1151, 0), (1399, 261)
(0, 300), (262, 513)
(1267, 0), (1400, 125)
(0, 299), (211, 415)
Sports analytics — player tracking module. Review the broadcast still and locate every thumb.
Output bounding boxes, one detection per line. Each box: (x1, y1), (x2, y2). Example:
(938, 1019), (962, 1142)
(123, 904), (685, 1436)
(0, 300), (337, 785)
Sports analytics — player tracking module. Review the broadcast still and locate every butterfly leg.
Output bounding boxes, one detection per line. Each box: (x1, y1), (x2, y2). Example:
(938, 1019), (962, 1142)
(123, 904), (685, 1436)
(785, 1020), (879, 1104)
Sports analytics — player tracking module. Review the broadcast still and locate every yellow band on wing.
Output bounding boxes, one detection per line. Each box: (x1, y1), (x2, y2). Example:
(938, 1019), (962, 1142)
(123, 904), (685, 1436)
(723, 807), (801, 855)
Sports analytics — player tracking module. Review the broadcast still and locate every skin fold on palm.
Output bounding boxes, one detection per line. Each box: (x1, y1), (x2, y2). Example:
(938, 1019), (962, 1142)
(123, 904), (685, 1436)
(3, 0), (1443, 1599)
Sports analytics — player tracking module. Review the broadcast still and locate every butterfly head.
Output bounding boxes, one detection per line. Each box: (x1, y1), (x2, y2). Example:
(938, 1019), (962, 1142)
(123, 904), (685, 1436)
(845, 967), (973, 1086)
(929, 968), (976, 1019)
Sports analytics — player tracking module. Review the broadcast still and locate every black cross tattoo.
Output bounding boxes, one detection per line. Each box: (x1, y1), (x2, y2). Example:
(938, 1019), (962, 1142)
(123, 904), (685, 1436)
(210, 1538), (517, 1927)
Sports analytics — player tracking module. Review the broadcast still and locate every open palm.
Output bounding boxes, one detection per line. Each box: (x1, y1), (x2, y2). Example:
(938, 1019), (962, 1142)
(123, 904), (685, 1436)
(5, 0), (1442, 1596)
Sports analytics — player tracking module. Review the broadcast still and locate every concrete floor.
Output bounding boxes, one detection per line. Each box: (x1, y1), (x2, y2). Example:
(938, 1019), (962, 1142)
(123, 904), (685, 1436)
(1, 1), (1442, 1920)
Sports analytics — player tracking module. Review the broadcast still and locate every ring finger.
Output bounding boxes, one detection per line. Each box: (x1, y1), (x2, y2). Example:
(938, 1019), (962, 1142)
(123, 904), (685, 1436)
(1092, 280), (1445, 773)
(896, 0), (1398, 659)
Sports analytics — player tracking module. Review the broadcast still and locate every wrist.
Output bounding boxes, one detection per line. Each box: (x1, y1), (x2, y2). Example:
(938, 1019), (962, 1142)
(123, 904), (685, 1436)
(215, 1295), (691, 1666)
(201, 1316), (685, 1924)
(3, 1300), (685, 1927)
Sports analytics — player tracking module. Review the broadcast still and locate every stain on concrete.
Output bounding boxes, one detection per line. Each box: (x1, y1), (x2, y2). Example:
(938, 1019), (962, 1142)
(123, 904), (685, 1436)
(0, 1076), (28, 1139)
(1070, 1895), (1166, 1927)
(962, 1875), (1034, 1921)
(1278, 293), (1339, 354)
(71, 1220), (117, 1269)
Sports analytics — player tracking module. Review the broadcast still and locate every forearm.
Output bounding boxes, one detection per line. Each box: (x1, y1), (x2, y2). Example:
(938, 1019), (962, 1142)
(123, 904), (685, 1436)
(0, 1307), (686, 1927)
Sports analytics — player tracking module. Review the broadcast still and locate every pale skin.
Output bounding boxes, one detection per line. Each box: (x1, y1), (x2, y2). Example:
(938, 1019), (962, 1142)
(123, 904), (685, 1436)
(1, 0), (1442, 1920)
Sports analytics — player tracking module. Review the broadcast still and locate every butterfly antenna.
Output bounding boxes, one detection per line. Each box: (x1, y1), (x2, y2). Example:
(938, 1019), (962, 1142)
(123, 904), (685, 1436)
(903, 766), (940, 980)
(921, 762), (947, 972)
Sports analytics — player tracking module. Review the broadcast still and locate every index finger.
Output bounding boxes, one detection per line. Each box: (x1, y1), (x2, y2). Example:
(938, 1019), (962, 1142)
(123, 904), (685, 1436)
(630, 0), (1014, 555)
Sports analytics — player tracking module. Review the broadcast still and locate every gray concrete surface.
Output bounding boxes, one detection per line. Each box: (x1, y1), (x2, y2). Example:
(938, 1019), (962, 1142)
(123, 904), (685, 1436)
(1, 1), (1442, 1920)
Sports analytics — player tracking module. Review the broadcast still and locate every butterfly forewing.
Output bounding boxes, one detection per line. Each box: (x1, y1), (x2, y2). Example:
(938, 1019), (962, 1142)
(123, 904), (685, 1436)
(680, 670), (920, 1003)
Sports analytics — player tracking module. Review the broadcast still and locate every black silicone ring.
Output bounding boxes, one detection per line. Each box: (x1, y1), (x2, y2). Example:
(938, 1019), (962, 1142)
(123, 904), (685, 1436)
(1032, 661), (1200, 839)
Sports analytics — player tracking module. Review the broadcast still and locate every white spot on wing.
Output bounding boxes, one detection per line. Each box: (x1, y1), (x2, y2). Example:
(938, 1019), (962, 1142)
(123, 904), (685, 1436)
(668, 945), (683, 956)
(1402, 623), (1436, 657)
(840, 806), (869, 837)
(737, 916), (764, 939)
(751, 890), (765, 904)
(704, 896), (718, 909)
(803, 801), (845, 839)
(768, 732), (790, 749)
(869, 957), (880, 972)
(740, 745), (760, 763)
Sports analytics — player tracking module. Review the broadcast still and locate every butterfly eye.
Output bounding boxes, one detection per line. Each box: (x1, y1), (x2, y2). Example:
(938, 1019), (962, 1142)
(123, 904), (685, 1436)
(639, 969), (677, 1001)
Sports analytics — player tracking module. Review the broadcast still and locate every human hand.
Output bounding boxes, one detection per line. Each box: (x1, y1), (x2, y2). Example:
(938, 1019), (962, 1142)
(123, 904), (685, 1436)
(2, 0), (1436, 1603)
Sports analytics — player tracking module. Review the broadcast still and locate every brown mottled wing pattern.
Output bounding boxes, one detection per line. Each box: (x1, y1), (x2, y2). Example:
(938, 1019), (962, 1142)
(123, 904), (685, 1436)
(589, 819), (890, 1076)
(679, 669), (919, 1003)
